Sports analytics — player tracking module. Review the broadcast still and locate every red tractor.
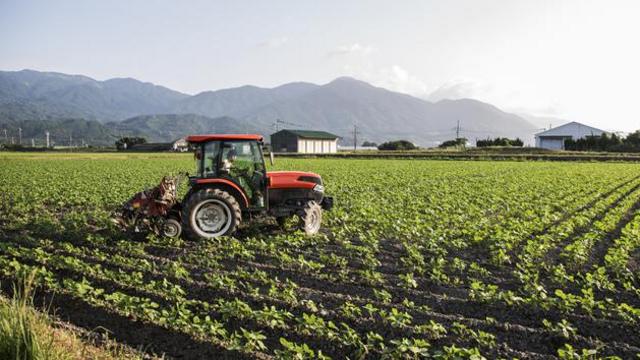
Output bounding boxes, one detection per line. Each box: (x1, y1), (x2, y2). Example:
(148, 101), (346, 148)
(182, 133), (333, 239)
(116, 134), (333, 240)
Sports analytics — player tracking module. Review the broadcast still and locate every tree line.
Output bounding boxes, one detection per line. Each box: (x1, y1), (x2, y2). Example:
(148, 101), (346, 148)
(564, 131), (640, 152)
(476, 137), (523, 147)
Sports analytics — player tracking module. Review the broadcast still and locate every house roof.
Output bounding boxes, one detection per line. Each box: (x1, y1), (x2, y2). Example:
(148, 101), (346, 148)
(186, 134), (264, 143)
(276, 129), (339, 140)
(535, 121), (606, 137)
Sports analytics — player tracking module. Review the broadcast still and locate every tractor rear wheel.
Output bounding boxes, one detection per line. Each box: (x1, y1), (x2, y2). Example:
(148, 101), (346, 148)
(182, 188), (242, 240)
(298, 200), (322, 235)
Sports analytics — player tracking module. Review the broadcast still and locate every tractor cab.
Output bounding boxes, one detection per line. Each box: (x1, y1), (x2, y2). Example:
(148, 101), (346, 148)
(190, 134), (268, 209)
(181, 134), (333, 240)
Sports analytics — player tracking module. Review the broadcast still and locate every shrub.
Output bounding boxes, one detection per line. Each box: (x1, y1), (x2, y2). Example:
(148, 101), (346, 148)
(438, 138), (467, 148)
(115, 137), (146, 151)
(476, 137), (523, 147)
(377, 140), (417, 151)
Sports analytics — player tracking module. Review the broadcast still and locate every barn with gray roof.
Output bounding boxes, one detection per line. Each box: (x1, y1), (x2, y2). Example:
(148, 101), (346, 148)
(535, 121), (607, 150)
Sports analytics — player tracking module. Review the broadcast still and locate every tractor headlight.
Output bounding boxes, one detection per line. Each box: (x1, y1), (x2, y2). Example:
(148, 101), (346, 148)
(313, 184), (325, 193)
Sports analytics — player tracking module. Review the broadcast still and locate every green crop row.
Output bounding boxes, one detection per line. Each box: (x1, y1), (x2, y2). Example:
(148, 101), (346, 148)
(1, 153), (639, 358)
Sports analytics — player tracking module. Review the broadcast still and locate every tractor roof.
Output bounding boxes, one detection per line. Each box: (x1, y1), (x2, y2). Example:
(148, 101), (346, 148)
(186, 134), (264, 143)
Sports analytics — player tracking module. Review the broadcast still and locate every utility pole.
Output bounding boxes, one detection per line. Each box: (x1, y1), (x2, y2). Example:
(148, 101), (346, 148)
(456, 120), (461, 139)
(352, 124), (358, 152)
(45, 131), (50, 148)
(18, 127), (22, 145)
(69, 134), (73, 147)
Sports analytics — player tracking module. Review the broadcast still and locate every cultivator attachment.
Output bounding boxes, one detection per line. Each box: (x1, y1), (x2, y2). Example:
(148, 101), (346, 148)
(112, 174), (184, 238)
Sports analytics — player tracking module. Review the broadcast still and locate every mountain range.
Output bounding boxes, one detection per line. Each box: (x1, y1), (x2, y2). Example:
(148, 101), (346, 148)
(0, 69), (538, 146)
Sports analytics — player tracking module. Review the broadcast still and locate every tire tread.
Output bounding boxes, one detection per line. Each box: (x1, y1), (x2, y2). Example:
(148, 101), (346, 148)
(181, 188), (242, 240)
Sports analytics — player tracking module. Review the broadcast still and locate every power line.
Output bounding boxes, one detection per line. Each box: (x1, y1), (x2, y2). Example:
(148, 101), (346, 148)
(273, 118), (304, 131)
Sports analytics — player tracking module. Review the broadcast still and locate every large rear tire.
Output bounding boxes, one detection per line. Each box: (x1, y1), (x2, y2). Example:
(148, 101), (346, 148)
(182, 188), (242, 240)
(298, 200), (322, 235)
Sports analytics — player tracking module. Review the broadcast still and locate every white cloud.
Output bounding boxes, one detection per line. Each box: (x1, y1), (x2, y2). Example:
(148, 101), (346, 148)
(259, 37), (288, 48)
(328, 44), (428, 97)
(427, 79), (485, 102)
(375, 65), (428, 97)
(426, 78), (564, 118)
(327, 43), (374, 57)
(339, 61), (428, 97)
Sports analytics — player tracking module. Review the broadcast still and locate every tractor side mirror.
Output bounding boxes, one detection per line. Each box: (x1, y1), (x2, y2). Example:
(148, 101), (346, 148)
(269, 151), (274, 166)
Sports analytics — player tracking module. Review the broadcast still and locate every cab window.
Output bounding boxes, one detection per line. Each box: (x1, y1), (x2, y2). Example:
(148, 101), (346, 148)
(203, 141), (221, 177)
(222, 141), (260, 173)
(250, 141), (265, 173)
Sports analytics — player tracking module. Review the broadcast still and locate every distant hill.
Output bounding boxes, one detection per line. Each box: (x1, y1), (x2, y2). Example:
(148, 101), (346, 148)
(0, 118), (116, 146)
(0, 69), (538, 146)
(107, 114), (256, 142)
(234, 78), (536, 146)
(0, 114), (256, 146)
(0, 69), (187, 122)
(174, 82), (319, 118)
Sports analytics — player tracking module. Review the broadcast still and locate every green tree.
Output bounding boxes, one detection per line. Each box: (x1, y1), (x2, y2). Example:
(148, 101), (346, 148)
(438, 138), (467, 148)
(378, 140), (417, 151)
(115, 137), (147, 150)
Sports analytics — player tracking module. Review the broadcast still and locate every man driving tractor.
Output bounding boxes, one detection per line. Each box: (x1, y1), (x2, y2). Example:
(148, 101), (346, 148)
(221, 147), (237, 172)
(220, 143), (262, 206)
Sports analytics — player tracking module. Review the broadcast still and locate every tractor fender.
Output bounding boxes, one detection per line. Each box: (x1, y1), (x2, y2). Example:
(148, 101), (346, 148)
(187, 178), (249, 208)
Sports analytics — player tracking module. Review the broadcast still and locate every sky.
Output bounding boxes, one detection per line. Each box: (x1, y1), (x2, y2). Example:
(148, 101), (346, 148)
(1, 0), (639, 131)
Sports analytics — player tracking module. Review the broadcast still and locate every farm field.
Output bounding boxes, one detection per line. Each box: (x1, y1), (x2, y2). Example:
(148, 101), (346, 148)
(1, 152), (640, 359)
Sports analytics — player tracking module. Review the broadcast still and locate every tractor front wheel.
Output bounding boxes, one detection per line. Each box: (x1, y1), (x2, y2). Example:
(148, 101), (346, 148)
(182, 189), (242, 240)
(298, 201), (322, 235)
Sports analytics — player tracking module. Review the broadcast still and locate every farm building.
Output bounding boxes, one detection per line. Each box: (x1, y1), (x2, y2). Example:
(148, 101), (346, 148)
(172, 137), (189, 152)
(271, 129), (339, 153)
(535, 121), (607, 150)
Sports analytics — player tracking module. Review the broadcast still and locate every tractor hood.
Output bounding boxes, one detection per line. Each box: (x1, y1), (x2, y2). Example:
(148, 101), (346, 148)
(267, 171), (322, 190)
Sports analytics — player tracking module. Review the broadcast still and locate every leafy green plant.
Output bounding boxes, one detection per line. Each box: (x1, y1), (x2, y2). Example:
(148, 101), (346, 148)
(542, 319), (577, 339)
